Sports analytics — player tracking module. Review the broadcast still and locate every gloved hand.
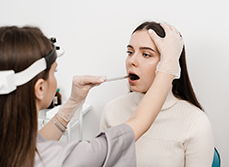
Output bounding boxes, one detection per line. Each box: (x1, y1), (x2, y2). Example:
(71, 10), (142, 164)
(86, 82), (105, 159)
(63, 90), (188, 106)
(58, 75), (107, 121)
(148, 22), (184, 79)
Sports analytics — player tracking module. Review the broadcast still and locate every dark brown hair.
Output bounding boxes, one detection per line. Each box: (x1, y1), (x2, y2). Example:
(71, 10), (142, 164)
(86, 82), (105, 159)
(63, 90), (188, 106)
(0, 26), (52, 167)
(133, 21), (203, 111)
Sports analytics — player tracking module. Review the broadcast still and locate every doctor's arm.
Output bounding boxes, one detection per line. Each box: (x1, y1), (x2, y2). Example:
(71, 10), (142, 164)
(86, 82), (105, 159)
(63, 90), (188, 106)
(124, 72), (173, 141)
(39, 75), (106, 140)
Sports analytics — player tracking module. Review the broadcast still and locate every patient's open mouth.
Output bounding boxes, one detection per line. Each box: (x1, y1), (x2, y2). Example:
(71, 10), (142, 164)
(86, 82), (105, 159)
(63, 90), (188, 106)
(129, 73), (140, 80)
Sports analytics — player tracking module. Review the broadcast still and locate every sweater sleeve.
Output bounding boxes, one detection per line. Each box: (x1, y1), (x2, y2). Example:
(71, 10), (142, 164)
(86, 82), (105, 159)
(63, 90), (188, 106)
(184, 112), (215, 167)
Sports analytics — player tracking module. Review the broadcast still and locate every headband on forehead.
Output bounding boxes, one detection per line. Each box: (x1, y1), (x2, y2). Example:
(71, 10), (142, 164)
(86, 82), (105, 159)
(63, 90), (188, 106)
(0, 38), (65, 95)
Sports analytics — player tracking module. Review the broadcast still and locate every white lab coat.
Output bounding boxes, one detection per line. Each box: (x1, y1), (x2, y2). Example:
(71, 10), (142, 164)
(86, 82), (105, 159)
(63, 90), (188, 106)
(35, 124), (136, 167)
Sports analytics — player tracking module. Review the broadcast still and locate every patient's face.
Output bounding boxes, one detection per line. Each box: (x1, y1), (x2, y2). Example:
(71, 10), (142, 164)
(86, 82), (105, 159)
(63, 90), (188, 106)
(126, 30), (160, 93)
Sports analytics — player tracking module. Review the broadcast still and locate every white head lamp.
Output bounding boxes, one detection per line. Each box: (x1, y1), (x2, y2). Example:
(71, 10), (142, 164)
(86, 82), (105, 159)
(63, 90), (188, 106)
(0, 38), (64, 95)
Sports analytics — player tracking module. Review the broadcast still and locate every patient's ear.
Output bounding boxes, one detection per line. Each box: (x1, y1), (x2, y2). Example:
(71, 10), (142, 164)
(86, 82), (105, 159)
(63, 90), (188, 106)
(34, 78), (45, 100)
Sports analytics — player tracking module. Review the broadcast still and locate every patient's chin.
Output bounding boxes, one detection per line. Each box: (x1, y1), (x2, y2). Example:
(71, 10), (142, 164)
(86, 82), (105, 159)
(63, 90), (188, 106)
(129, 85), (143, 93)
(129, 84), (150, 94)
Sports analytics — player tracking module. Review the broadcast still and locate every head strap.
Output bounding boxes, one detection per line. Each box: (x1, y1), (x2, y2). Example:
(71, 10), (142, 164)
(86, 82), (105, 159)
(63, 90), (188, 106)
(0, 38), (64, 94)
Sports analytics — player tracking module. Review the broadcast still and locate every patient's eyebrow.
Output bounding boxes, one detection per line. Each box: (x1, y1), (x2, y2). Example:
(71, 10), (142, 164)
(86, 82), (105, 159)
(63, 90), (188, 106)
(140, 47), (155, 53)
(127, 45), (156, 53)
(127, 45), (133, 49)
(127, 45), (155, 53)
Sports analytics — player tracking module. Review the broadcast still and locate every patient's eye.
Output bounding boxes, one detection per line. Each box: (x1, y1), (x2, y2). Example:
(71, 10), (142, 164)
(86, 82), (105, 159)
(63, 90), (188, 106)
(127, 50), (133, 56)
(143, 53), (151, 58)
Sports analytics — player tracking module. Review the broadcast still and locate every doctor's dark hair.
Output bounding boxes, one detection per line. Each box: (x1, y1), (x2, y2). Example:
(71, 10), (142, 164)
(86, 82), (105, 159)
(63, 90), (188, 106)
(0, 26), (52, 167)
(133, 21), (203, 111)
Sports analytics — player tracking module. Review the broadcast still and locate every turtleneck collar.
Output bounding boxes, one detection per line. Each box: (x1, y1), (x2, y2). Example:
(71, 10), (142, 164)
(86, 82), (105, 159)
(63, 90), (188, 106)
(132, 87), (179, 111)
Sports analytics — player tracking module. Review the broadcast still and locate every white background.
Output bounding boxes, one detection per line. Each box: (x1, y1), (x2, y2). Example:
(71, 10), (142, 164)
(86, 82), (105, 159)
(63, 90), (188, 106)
(1, 0), (228, 166)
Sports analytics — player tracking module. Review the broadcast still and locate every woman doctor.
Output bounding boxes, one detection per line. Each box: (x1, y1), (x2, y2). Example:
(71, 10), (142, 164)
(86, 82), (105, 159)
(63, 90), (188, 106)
(0, 23), (183, 167)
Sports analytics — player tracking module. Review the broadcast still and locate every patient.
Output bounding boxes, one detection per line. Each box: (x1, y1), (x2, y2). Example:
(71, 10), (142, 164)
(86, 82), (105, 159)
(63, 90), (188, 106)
(100, 21), (214, 167)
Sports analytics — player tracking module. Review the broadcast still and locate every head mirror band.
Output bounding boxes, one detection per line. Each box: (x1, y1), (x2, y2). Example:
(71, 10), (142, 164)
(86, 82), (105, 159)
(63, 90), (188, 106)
(14, 58), (47, 86)
(45, 45), (57, 68)
(0, 70), (16, 94)
(0, 41), (64, 95)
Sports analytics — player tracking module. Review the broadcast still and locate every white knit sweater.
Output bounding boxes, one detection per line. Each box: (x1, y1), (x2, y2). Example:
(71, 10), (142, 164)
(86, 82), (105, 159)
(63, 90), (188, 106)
(100, 90), (214, 167)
